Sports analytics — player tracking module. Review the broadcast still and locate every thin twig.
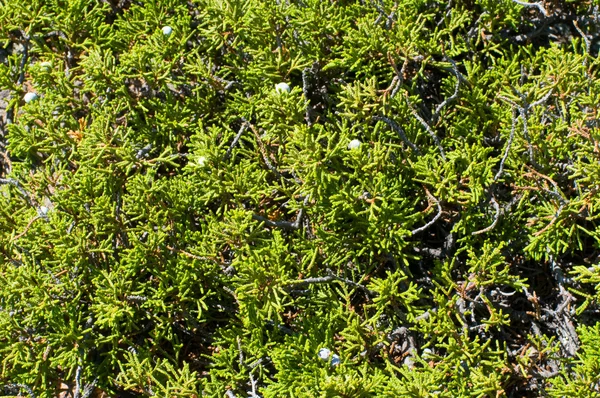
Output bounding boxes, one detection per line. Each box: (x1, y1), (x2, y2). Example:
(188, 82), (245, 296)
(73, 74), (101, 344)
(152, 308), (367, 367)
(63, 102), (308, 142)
(11, 216), (42, 242)
(511, 0), (549, 17)
(432, 57), (462, 124)
(253, 196), (309, 231)
(518, 106), (537, 166)
(74, 365), (82, 398)
(288, 269), (376, 296)
(224, 122), (248, 161)
(472, 197), (500, 235)
(499, 89), (552, 168)
(573, 20), (591, 71)
(6, 384), (36, 398)
(411, 189), (442, 235)
(495, 107), (518, 181)
(533, 203), (565, 237)
(373, 115), (421, 155)
(237, 336), (244, 366)
(530, 89), (554, 108)
(245, 121), (284, 179)
(405, 96), (446, 160)
(302, 67), (313, 127)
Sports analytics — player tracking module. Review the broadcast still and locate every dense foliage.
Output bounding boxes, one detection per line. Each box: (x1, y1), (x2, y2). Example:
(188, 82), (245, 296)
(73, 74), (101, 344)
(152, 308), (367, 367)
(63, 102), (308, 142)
(1, 0), (600, 396)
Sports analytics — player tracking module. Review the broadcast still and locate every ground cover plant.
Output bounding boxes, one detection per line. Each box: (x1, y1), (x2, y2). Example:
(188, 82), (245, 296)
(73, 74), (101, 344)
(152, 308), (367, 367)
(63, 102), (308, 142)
(1, 0), (600, 396)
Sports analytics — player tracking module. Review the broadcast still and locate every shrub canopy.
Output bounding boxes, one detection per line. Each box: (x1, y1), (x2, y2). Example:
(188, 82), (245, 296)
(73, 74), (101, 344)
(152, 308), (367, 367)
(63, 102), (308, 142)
(1, 0), (600, 397)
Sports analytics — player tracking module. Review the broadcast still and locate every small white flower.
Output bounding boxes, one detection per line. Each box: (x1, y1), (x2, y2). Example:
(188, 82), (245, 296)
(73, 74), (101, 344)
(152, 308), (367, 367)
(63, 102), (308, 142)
(330, 354), (341, 367)
(162, 26), (173, 36)
(275, 82), (291, 94)
(348, 139), (361, 150)
(24, 92), (39, 103)
(197, 156), (207, 167)
(39, 206), (49, 216)
(318, 348), (331, 360)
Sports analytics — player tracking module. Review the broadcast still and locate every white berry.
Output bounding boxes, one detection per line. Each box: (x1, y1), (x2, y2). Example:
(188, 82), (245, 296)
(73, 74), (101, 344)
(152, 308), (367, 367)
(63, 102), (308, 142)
(348, 139), (361, 150)
(197, 156), (207, 167)
(275, 82), (290, 94)
(24, 92), (39, 103)
(318, 348), (331, 360)
(162, 26), (173, 36)
(330, 354), (341, 367)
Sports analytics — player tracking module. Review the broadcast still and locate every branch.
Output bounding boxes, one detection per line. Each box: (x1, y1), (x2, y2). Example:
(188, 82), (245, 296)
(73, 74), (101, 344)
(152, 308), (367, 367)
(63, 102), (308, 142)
(432, 57), (463, 124)
(495, 107), (518, 181)
(246, 120), (284, 179)
(405, 96), (446, 160)
(511, 0), (549, 17)
(472, 197), (500, 235)
(0, 178), (34, 207)
(253, 196), (309, 231)
(499, 89), (552, 168)
(288, 269), (376, 296)
(5, 384), (36, 398)
(533, 202), (565, 237)
(411, 189), (442, 235)
(373, 115), (421, 155)
(224, 121), (248, 161)
(302, 67), (314, 127)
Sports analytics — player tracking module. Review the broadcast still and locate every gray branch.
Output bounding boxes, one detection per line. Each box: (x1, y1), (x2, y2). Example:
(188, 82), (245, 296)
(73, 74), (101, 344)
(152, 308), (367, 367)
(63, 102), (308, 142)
(6, 384), (36, 398)
(288, 269), (376, 296)
(373, 115), (421, 155)
(495, 107), (518, 181)
(224, 122), (248, 161)
(432, 57), (463, 125)
(406, 98), (446, 160)
(472, 197), (500, 235)
(411, 191), (442, 235)
(511, 0), (549, 17)
(0, 178), (35, 207)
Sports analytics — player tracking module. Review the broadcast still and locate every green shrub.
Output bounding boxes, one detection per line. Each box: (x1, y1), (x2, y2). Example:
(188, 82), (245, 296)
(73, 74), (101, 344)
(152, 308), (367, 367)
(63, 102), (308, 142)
(1, 0), (600, 396)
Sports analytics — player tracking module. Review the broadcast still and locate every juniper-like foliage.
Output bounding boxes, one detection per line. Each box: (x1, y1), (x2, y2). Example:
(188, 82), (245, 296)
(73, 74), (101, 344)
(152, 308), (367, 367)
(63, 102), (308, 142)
(1, 0), (600, 397)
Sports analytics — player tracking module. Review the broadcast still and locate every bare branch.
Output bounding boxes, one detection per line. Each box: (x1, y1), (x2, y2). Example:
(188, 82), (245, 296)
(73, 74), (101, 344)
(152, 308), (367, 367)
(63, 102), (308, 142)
(237, 336), (244, 366)
(74, 365), (82, 398)
(411, 189), (442, 235)
(0, 178), (34, 207)
(302, 67), (313, 127)
(406, 97), (446, 160)
(288, 269), (376, 296)
(432, 58), (462, 124)
(10, 216), (42, 242)
(472, 197), (500, 235)
(373, 115), (421, 155)
(511, 0), (549, 17)
(245, 120), (284, 179)
(6, 384), (36, 398)
(498, 89), (553, 168)
(533, 202), (565, 237)
(253, 196), (309, 231)
(530, 89), (554, 108)
(224, 122), (248, 161)
(495, 107), (518, 181)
